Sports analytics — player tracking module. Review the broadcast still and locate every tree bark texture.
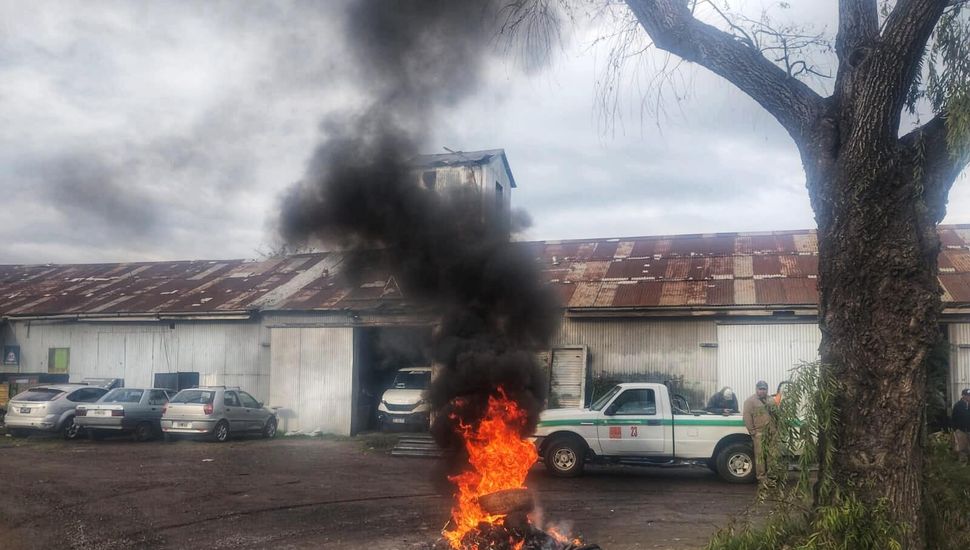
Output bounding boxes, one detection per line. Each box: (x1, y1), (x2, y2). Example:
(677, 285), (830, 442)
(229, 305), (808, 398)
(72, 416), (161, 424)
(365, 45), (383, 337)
(624, 1), (968, 547)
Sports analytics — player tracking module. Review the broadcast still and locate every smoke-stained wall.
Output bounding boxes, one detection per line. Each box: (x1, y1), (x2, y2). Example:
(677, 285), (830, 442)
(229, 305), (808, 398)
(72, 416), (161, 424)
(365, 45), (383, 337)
(552, 317), (719, 407)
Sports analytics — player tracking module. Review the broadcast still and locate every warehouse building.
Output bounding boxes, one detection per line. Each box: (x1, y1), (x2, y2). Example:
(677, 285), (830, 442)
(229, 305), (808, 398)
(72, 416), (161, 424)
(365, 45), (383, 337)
(2, 150), (969, 434)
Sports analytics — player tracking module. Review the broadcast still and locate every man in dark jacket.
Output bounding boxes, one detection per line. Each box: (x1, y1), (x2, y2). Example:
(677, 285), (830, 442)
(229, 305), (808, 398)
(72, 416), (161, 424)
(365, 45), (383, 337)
(953, 388), (970, 464)
(706, 387), (739, 414)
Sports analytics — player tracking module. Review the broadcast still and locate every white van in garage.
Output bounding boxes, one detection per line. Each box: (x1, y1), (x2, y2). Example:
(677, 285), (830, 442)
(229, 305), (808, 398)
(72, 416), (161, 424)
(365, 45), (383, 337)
(376, 367), (431, 431)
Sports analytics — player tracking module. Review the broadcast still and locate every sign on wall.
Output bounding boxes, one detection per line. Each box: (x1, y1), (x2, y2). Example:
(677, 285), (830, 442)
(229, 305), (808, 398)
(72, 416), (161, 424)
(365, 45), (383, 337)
(3, 345), (20, 366)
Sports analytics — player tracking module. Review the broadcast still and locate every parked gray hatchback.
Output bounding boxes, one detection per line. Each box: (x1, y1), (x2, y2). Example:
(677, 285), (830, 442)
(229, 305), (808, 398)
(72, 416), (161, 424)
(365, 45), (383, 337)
(76, 388), (173, 441)
(160, 387), (277, 442)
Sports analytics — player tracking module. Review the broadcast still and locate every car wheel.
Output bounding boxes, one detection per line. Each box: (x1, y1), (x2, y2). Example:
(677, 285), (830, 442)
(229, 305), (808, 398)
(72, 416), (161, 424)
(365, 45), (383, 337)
(543, 437), (586, 478)
(212, 420), (230, 443)
(134, 422), (154, 442)
(716, 443), (757, 484)
(62, 417), (83, 440)
(8, 428), (29, 439)
(262, 418), (277, 439)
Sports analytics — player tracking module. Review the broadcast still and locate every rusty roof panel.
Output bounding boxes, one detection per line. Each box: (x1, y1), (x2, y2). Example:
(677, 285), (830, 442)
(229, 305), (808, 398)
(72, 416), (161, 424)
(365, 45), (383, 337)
(568, 282), (602, 308)
(590, 241), (618, 260)
(942, 249), (970, 273)
(667, 235), (734, 256)
(664, 258), (691, 280)
(940, 274), (970, 302)
(612, 281), (663, 307)
(753, 255), (783, 277)
(631, 240), (658, 258)
(686, 281), (708, 305)
(940, 229), (966, 248)
(593, 283), (619, 307)
(659, 281), (689, 306)
(755, 279), (787, 304)
(552, 283), (577, 306)
(706, 280), (734, 305)
(779, 255), (818, 277)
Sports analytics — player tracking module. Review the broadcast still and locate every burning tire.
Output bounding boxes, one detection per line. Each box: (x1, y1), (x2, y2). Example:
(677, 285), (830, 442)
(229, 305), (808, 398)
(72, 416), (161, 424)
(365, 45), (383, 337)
(715, 442), (756, 483)
(543, 436), (586, 477)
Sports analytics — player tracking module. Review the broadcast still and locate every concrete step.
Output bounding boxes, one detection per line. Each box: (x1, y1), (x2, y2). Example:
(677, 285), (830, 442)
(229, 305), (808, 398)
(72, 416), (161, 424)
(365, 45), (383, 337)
(390, 448), (446, 458)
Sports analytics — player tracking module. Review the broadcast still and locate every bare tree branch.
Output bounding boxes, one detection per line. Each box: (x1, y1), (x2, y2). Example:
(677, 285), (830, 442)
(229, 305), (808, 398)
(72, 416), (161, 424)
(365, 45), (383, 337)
(624, 0), (825, 144)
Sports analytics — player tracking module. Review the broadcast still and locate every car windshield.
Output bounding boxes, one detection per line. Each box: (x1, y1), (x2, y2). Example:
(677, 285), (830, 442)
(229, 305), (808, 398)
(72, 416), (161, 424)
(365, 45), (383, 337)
(14, 388), (66, 402)
(102, 389), (144, 403)
(393, 371), (430, 390)
(590, 386), (622, 411)
(171, 390), (215, 404)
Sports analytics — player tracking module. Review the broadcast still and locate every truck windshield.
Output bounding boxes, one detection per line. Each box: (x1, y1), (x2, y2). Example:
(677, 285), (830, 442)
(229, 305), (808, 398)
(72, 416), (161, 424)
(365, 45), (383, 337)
(590, 386), (622, 411)
(393, 371), (431, 390)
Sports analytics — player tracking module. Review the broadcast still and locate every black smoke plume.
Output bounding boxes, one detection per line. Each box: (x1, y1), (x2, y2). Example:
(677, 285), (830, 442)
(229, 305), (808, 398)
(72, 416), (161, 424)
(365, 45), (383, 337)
(279, 0), (562, 441)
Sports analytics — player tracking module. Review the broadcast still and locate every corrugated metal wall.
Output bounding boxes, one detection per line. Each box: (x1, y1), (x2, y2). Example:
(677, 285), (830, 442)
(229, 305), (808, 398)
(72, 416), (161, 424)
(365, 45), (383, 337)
(2, 320), (269, 400)
(949, 323), (970, 403)
(269, 327), (355, 435)
(716, 323), (821, 398)
(553, 318), (718, 406)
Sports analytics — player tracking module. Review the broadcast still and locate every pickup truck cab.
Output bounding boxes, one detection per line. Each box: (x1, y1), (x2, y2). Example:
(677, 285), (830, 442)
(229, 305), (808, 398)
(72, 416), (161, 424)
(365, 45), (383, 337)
(534, 383), (756, 483)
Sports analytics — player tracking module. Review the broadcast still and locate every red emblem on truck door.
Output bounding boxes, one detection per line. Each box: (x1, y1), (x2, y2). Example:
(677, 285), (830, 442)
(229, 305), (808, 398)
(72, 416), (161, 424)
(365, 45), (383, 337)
(609, 426), (621, 439)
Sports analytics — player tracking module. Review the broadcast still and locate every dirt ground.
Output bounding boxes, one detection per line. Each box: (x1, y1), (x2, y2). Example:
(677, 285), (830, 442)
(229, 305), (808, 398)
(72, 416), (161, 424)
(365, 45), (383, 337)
(0, 433), (756, 550)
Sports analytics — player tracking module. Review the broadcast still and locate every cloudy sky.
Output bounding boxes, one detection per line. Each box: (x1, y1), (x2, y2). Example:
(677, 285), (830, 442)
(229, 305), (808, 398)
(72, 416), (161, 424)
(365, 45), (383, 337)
(1, 1), (967, 264)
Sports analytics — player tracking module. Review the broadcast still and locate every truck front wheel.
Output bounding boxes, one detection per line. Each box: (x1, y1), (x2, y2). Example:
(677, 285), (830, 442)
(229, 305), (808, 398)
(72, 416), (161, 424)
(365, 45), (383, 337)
(715, 443), (757, 484)
(543, 437), (586, 478)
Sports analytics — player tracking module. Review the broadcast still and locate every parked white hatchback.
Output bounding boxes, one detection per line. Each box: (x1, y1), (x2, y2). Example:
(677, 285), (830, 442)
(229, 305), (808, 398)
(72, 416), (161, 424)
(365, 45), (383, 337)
(160, 387), (277, 442)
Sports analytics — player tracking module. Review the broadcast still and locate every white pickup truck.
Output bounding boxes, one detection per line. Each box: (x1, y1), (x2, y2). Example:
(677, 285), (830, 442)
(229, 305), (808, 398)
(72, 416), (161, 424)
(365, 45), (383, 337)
(534, 382), (756, 483)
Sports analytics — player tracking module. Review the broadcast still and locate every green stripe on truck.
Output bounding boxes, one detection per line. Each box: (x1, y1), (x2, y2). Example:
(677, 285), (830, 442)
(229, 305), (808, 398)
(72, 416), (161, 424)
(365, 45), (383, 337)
(537, 418), (746, 428)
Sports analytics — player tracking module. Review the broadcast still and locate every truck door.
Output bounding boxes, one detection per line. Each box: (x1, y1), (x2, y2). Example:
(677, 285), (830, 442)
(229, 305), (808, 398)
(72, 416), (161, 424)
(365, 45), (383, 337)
(597, 388), (667, 456)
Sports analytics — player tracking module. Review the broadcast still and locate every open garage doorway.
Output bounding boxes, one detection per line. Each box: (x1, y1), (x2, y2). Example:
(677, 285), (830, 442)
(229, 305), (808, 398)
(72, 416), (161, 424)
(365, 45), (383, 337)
(354, 326), (433, 434)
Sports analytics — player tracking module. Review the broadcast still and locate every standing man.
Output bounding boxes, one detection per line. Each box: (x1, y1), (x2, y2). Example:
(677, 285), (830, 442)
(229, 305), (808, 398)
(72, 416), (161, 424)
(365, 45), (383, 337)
(953, 388), (970, 464)
(743, 380), (773, 484)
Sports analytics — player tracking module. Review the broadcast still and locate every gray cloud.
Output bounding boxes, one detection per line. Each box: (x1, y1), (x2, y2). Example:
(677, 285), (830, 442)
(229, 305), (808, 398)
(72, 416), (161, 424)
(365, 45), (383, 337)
(0, 1), (966, 264)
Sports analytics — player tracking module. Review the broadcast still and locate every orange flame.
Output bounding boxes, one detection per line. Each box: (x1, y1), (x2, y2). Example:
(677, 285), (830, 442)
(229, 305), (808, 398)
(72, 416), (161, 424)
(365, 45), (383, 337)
(443, 388), (538, 549)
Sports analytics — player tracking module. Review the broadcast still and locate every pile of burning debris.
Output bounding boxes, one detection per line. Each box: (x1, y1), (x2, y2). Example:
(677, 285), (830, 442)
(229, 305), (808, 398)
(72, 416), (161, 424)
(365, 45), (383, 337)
(434, 391), (600, 550)
(433, 488), (600, 550)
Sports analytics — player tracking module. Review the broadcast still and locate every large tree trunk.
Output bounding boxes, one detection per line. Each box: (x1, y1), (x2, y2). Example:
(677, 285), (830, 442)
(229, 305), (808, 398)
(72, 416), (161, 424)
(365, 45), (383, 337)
(807, 138), (943, 547)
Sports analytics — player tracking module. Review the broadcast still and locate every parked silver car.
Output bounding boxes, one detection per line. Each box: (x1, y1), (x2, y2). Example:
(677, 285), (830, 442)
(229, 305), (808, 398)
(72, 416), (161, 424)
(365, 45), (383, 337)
(76, 388), (173, 442)
(160, 387), (277, 442)
(4, 384), (109, 439)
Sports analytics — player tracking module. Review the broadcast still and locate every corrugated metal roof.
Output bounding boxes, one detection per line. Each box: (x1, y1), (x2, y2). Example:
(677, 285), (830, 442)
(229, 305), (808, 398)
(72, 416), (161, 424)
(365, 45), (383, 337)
(3, 226), (970, 317)
(534, 225), (970, 309)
